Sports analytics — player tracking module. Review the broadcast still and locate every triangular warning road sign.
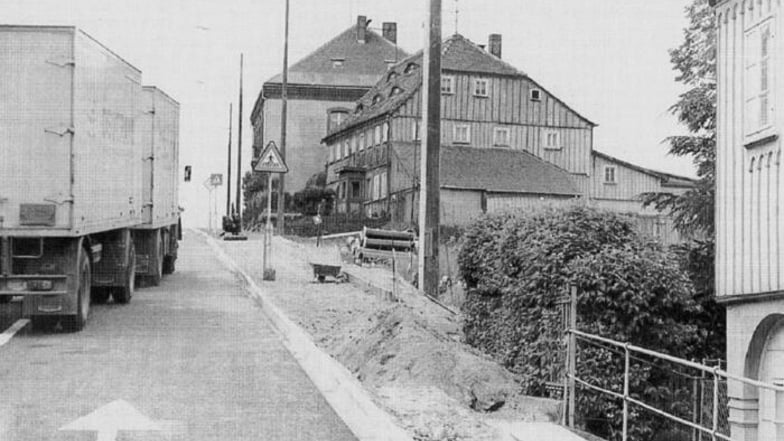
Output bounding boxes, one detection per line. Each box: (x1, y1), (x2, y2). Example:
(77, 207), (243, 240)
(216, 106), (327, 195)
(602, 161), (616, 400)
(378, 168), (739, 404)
(254, 141), (288, 173)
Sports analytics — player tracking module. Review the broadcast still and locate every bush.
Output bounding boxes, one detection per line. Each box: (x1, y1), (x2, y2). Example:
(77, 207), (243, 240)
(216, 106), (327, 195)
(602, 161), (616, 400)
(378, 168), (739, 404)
(292, 187), (335, 216)
(459, 206), (705, 440)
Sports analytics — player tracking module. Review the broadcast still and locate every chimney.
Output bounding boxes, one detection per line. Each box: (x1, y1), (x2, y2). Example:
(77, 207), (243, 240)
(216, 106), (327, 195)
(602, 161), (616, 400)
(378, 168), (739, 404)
(382, 22), (397, 44)
(357, 15), (367, 43)
(489, 34), (502, 58)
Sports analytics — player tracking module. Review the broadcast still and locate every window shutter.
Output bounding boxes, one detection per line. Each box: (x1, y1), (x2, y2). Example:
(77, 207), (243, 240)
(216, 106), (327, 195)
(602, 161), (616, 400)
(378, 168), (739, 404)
(745, 27), (760, 134)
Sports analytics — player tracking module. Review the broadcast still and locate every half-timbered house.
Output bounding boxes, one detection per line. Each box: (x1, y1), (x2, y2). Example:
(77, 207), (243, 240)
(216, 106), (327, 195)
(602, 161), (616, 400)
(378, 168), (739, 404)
(322, 33), (695, 238)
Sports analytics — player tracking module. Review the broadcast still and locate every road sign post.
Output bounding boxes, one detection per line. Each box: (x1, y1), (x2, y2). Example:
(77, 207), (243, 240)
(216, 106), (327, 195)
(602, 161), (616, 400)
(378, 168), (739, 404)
(254, 141), (288, 281)
(203, 174), (223, 235)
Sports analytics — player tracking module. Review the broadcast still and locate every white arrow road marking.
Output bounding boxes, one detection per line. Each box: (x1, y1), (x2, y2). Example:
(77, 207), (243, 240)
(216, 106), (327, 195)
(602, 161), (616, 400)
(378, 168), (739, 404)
(59, 400), (163, 441)
(0, 319), (29, 347)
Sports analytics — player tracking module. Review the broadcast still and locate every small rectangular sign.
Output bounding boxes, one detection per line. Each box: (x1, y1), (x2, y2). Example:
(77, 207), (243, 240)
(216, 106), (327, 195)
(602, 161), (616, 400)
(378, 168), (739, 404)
(19, 204), (57, 226)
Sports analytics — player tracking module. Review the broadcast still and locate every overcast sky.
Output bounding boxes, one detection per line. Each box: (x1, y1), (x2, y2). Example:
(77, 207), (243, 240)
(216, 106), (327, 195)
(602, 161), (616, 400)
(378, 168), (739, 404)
(3, 0), (697, 227)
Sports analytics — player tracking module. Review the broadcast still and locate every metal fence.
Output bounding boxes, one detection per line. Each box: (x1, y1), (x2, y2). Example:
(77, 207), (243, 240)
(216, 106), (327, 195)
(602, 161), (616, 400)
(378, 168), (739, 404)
(565, 329), (784, 441)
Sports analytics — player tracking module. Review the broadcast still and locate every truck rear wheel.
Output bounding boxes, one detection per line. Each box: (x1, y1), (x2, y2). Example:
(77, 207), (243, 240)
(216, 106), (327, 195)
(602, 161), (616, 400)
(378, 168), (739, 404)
(162, 255), (176, 275)
(148, 232), (164, 286)
(112, 242), (135, 304)
(63, 248), (91, 332)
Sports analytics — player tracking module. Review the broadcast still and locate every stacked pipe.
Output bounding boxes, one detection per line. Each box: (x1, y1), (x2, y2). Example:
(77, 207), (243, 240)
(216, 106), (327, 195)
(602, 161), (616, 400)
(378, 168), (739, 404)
(361, 227), (415, 252)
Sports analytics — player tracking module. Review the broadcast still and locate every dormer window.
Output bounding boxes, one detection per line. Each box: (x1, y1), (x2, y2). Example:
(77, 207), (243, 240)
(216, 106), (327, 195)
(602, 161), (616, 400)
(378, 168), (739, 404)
(390, 86), (403, 96)
(355, 103), (364, 114)
(372, 94), (383, 105)
(331, 57), (345, 68)
(387, 71), (398, 82)
(404, 62), (419, 74)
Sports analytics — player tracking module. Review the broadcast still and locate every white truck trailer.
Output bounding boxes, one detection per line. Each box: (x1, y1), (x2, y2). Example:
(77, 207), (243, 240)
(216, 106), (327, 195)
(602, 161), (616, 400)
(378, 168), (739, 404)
(0, 26), (180, 330)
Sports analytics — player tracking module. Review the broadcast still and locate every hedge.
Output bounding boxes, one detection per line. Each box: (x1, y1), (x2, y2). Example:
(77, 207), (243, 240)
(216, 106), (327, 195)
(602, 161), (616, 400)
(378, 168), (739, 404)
(458, 206), (704, 440)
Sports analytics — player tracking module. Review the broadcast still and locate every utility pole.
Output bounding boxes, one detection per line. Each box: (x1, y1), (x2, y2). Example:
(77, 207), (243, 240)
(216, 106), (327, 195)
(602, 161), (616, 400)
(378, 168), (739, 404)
(226, 103), (232, 216)
(236, 54), (244, 225)
(418, 0), (441, 295)
(277, 0), (290, 235)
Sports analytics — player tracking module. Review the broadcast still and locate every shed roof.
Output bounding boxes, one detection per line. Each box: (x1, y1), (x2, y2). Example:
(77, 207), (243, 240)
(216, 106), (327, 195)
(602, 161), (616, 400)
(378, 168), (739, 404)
(441, 146), (581, 196)
(593, 150), (697, 188)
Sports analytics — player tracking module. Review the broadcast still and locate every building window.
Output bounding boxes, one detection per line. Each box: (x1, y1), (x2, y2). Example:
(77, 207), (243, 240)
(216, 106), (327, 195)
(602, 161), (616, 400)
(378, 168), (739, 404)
(327, 108), (349, 133)
(530, 88), (542, 101)
(382, 122), (389, 142)
(380, 172), (388, 198)
(351, 181), (361, 199)
(473, 79), (489, 97)
(454, 124), (471, 144)
(543, 129), (561, 149)
(352, 135), (358, 153)
(359, 132), (365, 151)
(745, 20), (774, 138)
(372, 174), (381, 200)
(604, 166), (617, 184)
(413, 120), (421, 141)
(339, 181), (347, 199)
(345, 140), (351, 155)
(441, 75), (454, 94)
(375, 125), (382, 145)
(493, 127), (510, 147)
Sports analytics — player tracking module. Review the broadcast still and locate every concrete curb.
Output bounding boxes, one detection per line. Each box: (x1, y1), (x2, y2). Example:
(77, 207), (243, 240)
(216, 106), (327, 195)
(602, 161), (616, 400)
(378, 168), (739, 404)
(194, 230), (412, 441)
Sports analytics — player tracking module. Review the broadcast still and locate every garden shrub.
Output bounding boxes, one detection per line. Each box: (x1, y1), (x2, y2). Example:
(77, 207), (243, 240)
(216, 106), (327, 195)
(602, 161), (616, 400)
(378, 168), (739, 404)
(459, 206), (705, 440)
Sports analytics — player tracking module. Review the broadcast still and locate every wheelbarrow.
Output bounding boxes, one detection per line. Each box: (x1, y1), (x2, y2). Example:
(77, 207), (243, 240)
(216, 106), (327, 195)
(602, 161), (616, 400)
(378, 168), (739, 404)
(309, 262), (347, 283)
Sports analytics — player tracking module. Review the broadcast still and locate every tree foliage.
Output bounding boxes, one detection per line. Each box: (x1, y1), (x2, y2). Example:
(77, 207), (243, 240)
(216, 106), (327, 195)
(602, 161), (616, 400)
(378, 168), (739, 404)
(643, 0), (716, 237)
(459, 207), (713, 440)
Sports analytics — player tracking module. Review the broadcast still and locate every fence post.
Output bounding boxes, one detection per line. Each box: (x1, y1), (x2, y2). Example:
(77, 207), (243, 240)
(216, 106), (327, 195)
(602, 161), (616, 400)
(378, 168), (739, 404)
(568, 285), (577, 428)
(692, 372), (699, 441)
(712, 366), (719, 441)
(623, 344), (630, 441)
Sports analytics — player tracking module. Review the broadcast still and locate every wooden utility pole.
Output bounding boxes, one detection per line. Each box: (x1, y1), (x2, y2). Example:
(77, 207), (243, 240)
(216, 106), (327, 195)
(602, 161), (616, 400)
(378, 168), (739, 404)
(418, 0), (441, 295)
(277, 0), (290, 235)
(236, 54), (244, 225)
(226, 103), (232, 216)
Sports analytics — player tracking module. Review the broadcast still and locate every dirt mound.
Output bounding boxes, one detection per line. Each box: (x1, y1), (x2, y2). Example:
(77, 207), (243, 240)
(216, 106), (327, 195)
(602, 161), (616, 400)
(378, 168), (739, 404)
(324, 304), (559, 420)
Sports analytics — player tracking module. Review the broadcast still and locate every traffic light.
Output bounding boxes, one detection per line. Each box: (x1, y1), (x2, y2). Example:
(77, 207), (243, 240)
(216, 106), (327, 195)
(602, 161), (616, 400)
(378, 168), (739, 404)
(184, 165), (192, 182)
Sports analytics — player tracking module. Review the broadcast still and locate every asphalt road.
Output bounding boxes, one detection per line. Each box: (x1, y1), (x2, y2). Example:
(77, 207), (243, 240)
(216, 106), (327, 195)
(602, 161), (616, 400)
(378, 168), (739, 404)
(0, 231), (358, 441)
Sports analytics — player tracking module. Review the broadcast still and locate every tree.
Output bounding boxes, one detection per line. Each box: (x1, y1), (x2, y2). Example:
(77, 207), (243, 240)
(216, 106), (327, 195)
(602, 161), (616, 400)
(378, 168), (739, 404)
(241, 171), (291, 227)
(643, 0), (716, 236)
(644, 0), (725, 362)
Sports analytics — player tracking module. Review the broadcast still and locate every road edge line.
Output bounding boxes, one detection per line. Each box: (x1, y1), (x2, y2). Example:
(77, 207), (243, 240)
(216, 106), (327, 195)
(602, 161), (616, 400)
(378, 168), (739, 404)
(0, 319), (30, 347)
(193, 230), (412, 441)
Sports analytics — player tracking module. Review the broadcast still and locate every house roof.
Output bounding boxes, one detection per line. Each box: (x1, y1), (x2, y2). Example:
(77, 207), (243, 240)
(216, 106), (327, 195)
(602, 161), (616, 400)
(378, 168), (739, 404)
(264, 24), (408, 88)
(323, 33), (595, 142)
(592, 150), (697, 188)
(441, 146), (581, 196)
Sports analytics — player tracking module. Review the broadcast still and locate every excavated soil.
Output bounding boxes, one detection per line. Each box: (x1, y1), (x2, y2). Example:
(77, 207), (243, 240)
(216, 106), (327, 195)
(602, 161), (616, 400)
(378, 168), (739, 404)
(217, 233), (560, 440)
